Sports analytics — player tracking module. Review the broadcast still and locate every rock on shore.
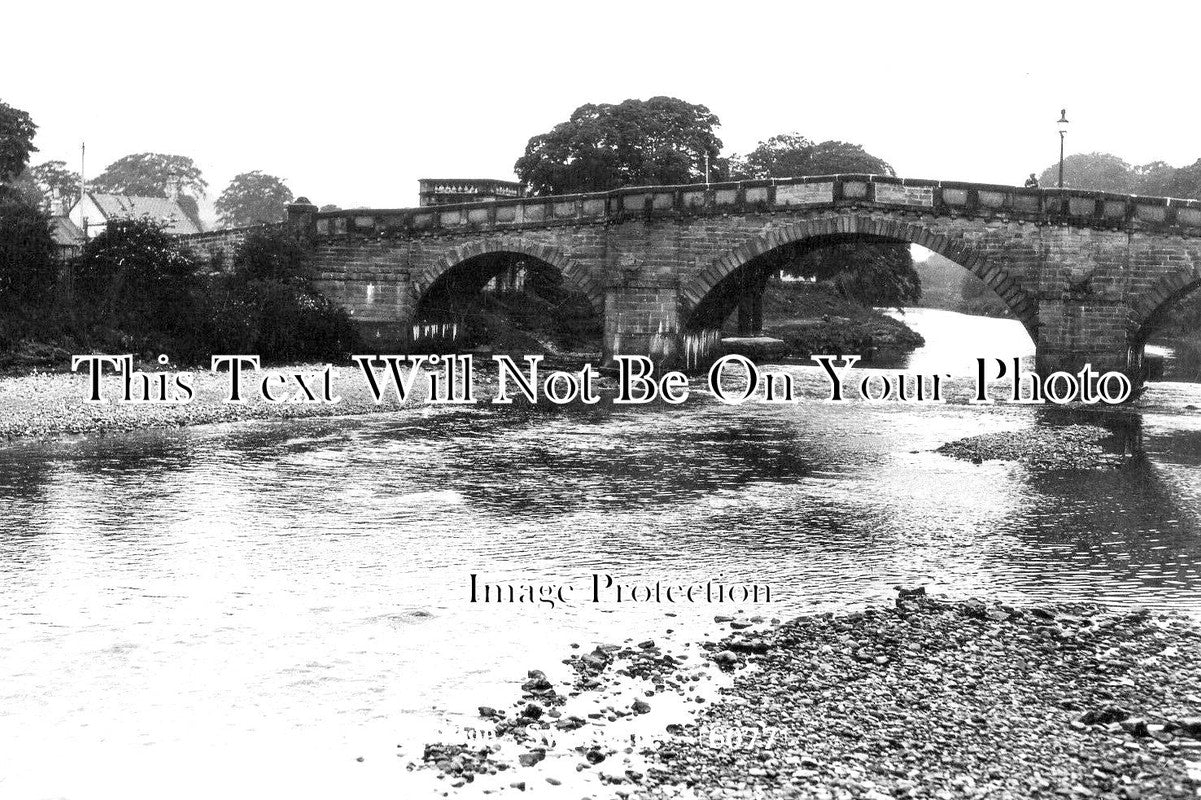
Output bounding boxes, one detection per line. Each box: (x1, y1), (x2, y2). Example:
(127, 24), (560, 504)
(420, 595), (1201, 799)
(639, 595), (1201, 799)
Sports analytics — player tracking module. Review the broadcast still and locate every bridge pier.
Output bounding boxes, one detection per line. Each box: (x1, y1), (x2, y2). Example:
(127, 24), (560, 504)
(1034, 301), (1135, 379)
(604, 285), (680, 360)
(734, 269), (767, 336)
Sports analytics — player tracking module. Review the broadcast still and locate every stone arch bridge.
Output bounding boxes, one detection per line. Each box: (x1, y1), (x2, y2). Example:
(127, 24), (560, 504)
(186, 174), (1201, 378)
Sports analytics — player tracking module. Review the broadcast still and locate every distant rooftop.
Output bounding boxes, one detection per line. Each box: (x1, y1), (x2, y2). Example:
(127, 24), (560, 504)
(48, 215), (85, 248)
(78, 192), (203, 235)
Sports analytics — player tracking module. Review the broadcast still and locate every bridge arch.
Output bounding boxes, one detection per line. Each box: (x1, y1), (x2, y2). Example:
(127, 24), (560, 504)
(1129, 267), (1201, 344)
(680, 213), (1038, 338)
(414, 238), (604, 314)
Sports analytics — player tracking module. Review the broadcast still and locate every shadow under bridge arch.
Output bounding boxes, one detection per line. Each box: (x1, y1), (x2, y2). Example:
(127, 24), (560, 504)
(412, 239), (605, 352)
(679, 215), (1039, 341)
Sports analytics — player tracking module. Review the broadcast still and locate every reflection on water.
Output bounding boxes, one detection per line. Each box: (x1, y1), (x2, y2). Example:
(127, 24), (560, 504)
(2, 310), (1201, 799)
(876, 307), (1035, 372)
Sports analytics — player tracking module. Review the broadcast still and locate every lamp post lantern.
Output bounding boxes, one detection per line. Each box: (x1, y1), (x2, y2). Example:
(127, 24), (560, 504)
(1057, 109), (1069, 189)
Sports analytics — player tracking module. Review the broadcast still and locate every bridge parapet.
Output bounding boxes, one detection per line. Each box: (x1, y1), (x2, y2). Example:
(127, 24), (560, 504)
(306, 174), (1201, 240)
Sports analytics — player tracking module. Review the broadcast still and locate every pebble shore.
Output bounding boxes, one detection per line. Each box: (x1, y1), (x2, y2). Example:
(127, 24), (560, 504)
(420, 593), (1201, 799)
(936, 423), (1123, 469)
(0, 365), (464, 441)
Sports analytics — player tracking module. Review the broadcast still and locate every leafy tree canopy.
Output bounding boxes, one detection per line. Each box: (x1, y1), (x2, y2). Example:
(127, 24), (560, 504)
(215, 171), (293, 228)
(0, 100), (38, 186)
(731, 134), (894, 179)
(5, 171), (43, 208)
(799, 242), (919, 307)
(1157, 159), (1201, 200)
(731, 132), (915, 307)
(78, 216), (201, 299)
(231, 225), (309, 283)
(1035, 152), (1201, 200)
(772, 238), (921, 308)
(514, 97), (723, 195)
(0, 197), (57, 302)
(1131, 161), (1176, 197)
(1037, 152), (1135, 193)
(219, 227), (357, 361)
(91, 153), (207, 221)
(27, 160), (80, 210)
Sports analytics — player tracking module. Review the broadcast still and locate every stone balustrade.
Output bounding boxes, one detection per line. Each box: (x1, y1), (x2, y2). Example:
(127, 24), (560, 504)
(303, 174), (1201, 239)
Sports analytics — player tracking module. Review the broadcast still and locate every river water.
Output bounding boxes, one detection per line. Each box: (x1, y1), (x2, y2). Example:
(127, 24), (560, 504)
(2, 309), (1201, 798)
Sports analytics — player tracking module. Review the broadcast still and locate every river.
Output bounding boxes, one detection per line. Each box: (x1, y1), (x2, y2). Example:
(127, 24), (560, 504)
(2, 308), (1201, 798)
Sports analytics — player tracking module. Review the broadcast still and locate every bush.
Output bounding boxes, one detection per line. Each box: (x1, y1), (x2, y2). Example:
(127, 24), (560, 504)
(231, 225), (308, 282)
(0, 198), (57, 303)
(74, 216), (210, 359)
(222, 227), (359, 362)
(0, 216), (358, 368)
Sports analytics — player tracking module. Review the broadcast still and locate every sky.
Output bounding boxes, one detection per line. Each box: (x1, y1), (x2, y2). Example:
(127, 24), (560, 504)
(5, 0), (1201, 226)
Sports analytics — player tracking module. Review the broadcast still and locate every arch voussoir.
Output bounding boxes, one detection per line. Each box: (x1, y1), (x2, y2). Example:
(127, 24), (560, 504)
(681, 212), (1038, 340)
(1129, 268), (1201, 340)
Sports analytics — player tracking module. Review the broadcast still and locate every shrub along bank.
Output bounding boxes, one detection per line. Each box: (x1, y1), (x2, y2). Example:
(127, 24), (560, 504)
(0, 202), (357, 371)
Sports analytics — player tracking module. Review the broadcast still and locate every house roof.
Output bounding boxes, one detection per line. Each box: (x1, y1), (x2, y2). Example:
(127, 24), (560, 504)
(49, 215), (85, 248)
(84, 192), (203, 235)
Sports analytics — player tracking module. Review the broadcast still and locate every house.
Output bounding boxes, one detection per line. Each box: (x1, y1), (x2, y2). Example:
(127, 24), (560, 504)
(48, 215), (85, 259)
(68, 192), (204, 239)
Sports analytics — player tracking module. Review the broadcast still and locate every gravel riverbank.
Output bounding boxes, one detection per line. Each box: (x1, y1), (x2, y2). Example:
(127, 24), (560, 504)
(0, 363), (488, 441)
(419, 594), (1201, 799)
(935, 423), (1124, 469)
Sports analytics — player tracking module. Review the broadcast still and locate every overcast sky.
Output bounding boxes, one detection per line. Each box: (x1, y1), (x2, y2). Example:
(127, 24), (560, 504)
(5, 1), (1200, 223)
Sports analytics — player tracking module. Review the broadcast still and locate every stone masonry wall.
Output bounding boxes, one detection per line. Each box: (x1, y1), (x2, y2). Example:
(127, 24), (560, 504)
(287, 177), (1201, 375)
(177, 224), (283, 270)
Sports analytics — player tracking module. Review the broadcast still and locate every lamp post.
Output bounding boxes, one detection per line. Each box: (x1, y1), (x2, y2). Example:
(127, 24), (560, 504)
(1057, 109), (1069, 188)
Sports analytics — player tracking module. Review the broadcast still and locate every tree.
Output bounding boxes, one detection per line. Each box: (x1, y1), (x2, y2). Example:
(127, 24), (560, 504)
(1156, 159), (1201, 200)
(91, 153), (207, 222)
(0, 197), (57, 302)
(514, 97), (723, 195)
(731, 134), (894, 180)
(76, 216), (204, 335)
(1131, 161), (1177, 196)
(216, 227), (357, 360)
(27, 160), (80, 211)
(230, 224), (309, 282)
(0, 100), (37, 187)
(1036, 152), (1134, 193)
(732, 132), (916, 307)
(788, 242), (918, 306)
(214, 171), (293, 228)
(1033, 152), (1201, 199)
(802, 141), (894, 176)
(5, 170), (44, 208)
